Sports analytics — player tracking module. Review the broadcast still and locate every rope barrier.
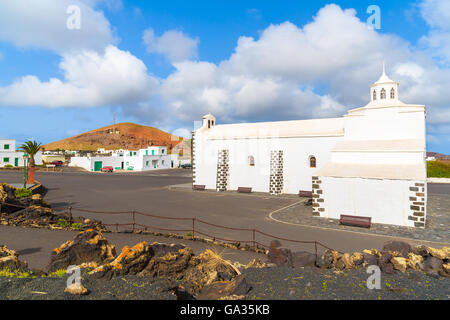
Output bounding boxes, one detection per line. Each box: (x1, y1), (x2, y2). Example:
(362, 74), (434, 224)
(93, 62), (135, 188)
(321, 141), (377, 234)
(1, 200), (340, 255)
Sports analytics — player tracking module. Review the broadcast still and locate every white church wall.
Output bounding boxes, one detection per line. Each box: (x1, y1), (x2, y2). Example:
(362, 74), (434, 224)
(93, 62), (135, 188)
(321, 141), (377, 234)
(344, 107), (425, 141)
(194, 134), (343, 193)
(316, 176), (426, 227)
(331, 151), (425, 165)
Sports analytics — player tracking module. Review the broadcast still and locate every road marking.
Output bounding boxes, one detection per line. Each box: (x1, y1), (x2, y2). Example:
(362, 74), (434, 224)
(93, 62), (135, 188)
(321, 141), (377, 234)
(268, 199), (307, 216)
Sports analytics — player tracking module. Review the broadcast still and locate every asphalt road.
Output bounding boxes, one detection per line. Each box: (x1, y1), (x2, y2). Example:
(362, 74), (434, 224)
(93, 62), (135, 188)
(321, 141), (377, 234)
(0, 225), (264, 270)
(0, 169), (448, 269)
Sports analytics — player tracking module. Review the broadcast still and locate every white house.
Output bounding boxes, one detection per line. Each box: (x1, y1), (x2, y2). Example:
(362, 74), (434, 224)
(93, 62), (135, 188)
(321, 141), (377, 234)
(0, 139), (43, 167)
(192, 66), (427, 228)
(70, 146), (177, 171)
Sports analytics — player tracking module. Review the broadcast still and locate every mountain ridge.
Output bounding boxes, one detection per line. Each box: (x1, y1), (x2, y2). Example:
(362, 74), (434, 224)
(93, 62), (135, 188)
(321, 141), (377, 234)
(42, 122), (191, 154)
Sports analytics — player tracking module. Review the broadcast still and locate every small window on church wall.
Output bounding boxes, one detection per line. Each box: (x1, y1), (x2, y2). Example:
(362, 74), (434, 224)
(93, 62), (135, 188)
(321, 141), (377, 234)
(309, 156), (316, 168)
(390, 88), (395, 99)
(248, 156), (255, 166)
(380, 88), (386, 99)
(373, 90), (376, 101)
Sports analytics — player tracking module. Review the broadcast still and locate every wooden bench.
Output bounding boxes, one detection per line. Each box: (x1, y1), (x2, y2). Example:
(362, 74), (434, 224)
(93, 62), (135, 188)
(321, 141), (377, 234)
(192, 185), (206, 190)
(339, 215), (372, 228)
(298, 190), (313, 198)
(237, 187), (252, 193)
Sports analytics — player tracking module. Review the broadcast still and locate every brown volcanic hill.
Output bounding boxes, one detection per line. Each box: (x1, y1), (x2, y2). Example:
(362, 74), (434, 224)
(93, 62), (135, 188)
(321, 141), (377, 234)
(43, 122), (190, 153)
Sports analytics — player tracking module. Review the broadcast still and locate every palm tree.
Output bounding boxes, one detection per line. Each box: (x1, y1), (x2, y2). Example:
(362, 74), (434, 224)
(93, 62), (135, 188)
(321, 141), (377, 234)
(19, 140), (42, 184)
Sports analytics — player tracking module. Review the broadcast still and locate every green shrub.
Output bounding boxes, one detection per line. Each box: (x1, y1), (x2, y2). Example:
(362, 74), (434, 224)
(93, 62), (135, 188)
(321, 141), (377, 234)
(57, 219), (70, 228)
(427, 160), (450, 178)
(4, 164), (13, 168)
(14, 188), (32, 199)
(71, 222), (82, 230)
(0, 268), (33, 278)
(46, 269), (66, 278)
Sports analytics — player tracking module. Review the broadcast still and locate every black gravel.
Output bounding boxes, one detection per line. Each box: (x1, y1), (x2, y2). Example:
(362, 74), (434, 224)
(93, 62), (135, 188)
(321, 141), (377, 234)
(0, 274), (187, 300)
(243, 266), (450, 300)
(0, 267), (448, 300)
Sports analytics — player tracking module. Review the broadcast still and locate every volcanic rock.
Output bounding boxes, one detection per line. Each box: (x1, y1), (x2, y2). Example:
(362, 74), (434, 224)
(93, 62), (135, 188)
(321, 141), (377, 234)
(379, 252), (395, 274)
(315, 250), (336, 269)
(291, 251), (316, 267)
(47, 229), (116, 272)
(64, 283), (88, 295)
(426, 246), (449, 260)
(90, 241), (152, 279)
(351, 252), (364, 266)
(382, 241), (412, 258)
(423, 256), (443, 275)
(268, 240), (292, 267)
(0, 245), (28, 271)
(196, 275), (251, 300)
(391, 257), (407, 273)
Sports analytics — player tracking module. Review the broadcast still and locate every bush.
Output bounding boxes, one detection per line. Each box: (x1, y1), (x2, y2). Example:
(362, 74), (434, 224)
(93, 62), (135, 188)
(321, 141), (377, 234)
(3, 164), (13, 168)
(0, 268), (33, 278)
(183, 232), (194, 240)
(14, 188), (32, 199)
(71, 222), (82, 230)
(57, 219), (70, 228)
(427, 160), (450, 178)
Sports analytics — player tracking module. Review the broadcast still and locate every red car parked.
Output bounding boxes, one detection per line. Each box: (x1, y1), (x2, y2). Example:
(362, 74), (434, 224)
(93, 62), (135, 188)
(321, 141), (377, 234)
(100, 166), (114, 172)
(50, 160), (64, 166)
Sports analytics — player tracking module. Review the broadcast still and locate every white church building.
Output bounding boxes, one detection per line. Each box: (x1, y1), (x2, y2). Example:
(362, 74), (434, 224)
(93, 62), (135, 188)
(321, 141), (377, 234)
(192, 66), (427, 228)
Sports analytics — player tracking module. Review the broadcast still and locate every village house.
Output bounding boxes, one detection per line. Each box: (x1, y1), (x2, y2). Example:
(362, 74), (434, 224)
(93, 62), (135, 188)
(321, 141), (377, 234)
(192, 66), (427, 228)
(69, 146), (178, 171)
(0, 138), (43, 167)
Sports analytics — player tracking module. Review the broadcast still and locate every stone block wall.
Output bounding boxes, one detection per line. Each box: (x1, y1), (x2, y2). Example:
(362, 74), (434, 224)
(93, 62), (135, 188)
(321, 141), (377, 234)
(216, 149), (229, 191)
(407, 181), (427, 228)
(311, 176), (325, 216)
(269, 150), (284, 195)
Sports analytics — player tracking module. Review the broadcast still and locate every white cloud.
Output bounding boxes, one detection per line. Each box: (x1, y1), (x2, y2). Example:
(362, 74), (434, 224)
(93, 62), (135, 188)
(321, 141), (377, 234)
(171, 128), (191, 139)
(419, 0), (450, 65)
(0, 45), (158, 108)
(1, 0), (450, 153)
(0, 0), (115, 53)
(420, 0), (450, 30)
(153, 2), (450, 140)
(143, 28), (199, 62)
(157, 5), (408, 124)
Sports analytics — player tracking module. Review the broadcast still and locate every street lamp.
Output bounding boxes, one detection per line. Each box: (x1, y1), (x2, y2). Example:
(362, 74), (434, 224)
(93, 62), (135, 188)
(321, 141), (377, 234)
(23, 153), (29, 188)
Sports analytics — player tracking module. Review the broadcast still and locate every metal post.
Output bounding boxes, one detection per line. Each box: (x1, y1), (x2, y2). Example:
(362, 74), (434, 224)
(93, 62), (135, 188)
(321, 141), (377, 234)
(132, 211), (135, 233)
(314, 242), (318, 262)
(252, 229), (256, 250)
(68, 206), (72, 226)
(192, 218), (195, 240)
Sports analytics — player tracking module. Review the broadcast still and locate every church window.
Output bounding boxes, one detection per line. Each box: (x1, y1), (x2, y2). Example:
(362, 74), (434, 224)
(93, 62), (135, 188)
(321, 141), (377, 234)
(380, 88), (386, 99)
(248, 155), (255, 166)
(309, 156), (316, 168)
(390, 88), (395, 99)
(373, 90), (376, 101)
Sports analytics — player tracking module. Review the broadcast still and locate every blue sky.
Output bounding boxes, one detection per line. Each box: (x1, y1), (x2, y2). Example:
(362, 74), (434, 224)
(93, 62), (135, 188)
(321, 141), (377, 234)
(0, 0), (449, 153)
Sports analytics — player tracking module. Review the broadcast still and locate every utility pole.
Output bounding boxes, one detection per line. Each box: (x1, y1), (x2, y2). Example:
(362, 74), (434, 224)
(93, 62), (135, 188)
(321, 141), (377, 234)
(113, 112), (116, 134)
